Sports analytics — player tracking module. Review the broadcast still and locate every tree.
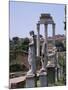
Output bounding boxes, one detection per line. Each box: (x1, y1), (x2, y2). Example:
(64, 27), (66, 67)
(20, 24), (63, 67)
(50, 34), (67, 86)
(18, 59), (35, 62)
(12, 37), (19, 44)
(21, 37), (29, 51)
(55, 41), (65, 51)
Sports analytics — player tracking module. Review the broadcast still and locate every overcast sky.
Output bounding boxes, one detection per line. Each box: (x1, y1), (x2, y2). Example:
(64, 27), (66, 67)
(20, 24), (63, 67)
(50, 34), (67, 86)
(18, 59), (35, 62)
(9, 1), (65, 39)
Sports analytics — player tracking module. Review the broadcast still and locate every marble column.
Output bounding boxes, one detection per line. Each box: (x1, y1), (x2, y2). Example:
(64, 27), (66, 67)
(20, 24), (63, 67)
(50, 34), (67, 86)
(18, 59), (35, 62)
(37, 23), (40, 57)
(44, 24), (48, 67)
(44, 24), (48, 46)
(52, 23), (55, 46)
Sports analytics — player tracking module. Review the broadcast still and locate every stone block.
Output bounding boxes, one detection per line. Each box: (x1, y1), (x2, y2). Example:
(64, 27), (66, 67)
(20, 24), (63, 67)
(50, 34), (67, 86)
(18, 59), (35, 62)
(39, 71), (48, 87)
(26, 74), (35, 88)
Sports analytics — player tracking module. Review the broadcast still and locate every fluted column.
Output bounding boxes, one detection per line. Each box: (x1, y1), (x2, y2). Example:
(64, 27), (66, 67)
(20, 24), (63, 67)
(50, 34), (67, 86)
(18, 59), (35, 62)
(52, 23), (55, 46)
(37, 23), (40, 57)
(44, 24), (48, 67)
(44, 24), (48, 44)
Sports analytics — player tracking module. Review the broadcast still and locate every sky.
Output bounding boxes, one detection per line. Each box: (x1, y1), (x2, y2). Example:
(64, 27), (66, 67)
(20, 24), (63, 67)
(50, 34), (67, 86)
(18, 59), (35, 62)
(9, 1), (65, 39)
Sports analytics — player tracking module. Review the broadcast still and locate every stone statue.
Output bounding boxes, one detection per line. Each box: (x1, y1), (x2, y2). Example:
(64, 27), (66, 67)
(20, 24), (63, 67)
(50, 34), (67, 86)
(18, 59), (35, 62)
(27, 31), (36, 75)
(40, 40), (48, 72)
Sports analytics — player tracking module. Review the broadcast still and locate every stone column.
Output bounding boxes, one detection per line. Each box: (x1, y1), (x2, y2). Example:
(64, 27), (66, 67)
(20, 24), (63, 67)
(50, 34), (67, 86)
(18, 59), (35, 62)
(52, 23), (55, 46)
(44, 24), (48, 45)
(44, 24), (48, 67)
(37, 23), (40, 57)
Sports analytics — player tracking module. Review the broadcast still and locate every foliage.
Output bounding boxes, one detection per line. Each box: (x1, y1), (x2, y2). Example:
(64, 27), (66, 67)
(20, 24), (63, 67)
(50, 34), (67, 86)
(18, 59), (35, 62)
(12, 37), (19, 44)
(10, 37), (29, 72)
(10, 64), (28, 72)
(21, 38), (29, 51)
(58, 55), (64, 66)
(10, 37), (29, 51)
(58, 53), (66, 85)
(55, 41), (65, 51)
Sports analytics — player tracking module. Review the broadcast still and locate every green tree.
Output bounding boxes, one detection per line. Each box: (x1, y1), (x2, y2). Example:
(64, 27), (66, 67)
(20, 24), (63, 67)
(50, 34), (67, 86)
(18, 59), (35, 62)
(21, 37), (29, 51)
(55, 41), (65, 51)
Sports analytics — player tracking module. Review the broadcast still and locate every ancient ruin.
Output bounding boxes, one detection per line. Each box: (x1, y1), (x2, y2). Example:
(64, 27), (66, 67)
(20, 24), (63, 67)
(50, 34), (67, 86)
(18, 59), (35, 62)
(26, 13), (60, 87)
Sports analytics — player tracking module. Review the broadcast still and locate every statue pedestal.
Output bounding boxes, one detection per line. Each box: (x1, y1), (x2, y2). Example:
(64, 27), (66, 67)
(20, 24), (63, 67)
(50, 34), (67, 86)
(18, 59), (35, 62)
(26, 74), (35, 88)
(39, 68), (48, 87)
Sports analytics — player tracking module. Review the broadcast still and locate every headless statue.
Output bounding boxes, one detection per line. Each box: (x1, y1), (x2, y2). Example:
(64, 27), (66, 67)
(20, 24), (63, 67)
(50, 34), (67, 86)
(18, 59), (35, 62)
(27, 31), (36, 75)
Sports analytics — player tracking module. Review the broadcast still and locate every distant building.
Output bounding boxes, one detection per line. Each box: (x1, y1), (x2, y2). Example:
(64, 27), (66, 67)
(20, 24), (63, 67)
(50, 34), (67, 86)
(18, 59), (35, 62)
(48, 34), (65, 43)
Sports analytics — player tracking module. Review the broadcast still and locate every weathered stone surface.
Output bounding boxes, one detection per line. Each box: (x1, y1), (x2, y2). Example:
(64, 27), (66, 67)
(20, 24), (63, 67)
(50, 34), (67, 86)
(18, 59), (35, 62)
(27, 31), (36, 75)
(25, 13), (60, 87)
(26, 74), (35, 88)
(39, 71), (48, 87)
